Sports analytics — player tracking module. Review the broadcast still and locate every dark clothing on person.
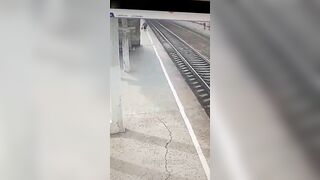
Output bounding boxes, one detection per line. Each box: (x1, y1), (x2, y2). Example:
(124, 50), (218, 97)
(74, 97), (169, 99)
(142, 22), (148, 30)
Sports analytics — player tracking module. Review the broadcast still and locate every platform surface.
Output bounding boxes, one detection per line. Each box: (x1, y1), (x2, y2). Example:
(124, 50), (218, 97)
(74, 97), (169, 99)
(111, 23), (210, 180)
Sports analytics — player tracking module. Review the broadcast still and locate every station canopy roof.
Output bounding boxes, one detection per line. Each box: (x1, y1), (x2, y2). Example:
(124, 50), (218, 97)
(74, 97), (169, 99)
(110, 0), (209, 21)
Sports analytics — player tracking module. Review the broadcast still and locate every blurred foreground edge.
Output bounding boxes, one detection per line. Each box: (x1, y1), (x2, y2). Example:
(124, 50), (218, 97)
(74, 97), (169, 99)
(212, 1), (320, 180)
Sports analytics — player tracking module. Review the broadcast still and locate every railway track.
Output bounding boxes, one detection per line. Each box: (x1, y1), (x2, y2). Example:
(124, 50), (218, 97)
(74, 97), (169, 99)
(148, 20), (210, 116)
(158, 20), (210, 59)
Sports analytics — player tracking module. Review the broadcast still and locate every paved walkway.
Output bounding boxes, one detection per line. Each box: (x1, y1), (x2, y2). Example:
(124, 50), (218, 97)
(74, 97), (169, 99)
(111, 21), (209, 180)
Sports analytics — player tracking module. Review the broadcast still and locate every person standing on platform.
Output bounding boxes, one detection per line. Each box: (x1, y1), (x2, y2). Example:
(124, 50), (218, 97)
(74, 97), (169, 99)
(142, 22), (148, 31)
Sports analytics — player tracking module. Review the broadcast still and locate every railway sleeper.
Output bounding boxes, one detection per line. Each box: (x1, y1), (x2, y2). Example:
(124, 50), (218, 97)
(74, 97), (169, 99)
(198, 73), (210, 76)
(196, 89), (205, 93)
(192, 62), (209, 66)
(199, 93), (209, 98)
(178, 64), (186, 67)
(191, 81), (200, 85)
(202, 98), (210, 103)
(192, 65), (208, 67)
(194, 85), (203, 89)
(200, 100), (210, 106)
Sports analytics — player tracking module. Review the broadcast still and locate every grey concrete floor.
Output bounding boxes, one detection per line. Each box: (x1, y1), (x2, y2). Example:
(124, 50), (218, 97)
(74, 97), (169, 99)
(111, 24), (209, 180)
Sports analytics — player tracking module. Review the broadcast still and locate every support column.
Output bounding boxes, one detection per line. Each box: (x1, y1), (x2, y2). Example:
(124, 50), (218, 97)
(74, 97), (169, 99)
(121, 19), (131, 72)
(110, 18), (125, 134)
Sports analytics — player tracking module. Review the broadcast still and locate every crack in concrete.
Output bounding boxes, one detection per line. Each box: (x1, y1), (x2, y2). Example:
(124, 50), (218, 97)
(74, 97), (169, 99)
(158, 119), (173, 180)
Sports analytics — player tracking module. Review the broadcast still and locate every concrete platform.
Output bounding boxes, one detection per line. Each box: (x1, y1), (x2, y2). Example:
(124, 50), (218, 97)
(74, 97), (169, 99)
(111, 22), (210, 180)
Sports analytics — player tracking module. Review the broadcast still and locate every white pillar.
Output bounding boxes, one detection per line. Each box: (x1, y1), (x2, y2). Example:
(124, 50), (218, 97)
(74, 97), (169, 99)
(110, 18), (125, 134)
(121, 19), (131, 72)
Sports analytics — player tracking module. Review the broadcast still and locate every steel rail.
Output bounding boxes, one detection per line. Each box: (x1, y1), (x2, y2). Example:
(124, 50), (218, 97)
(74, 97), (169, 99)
(149, 20), (210, 115)
(156, 21), (210, 63)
